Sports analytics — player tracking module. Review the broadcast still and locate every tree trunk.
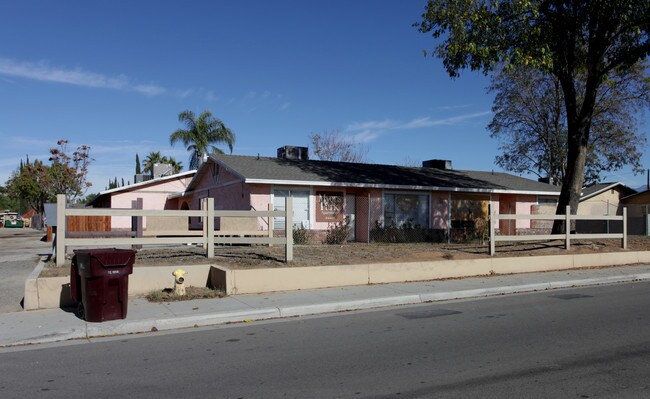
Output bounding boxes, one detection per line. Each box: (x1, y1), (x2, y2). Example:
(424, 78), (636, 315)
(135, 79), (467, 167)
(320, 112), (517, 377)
(552, 132), (588, 234)
(552, 84), (599, 234)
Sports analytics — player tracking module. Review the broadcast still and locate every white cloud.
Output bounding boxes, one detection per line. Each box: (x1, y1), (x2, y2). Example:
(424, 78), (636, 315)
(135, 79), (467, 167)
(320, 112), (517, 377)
(400, 112), (492, 129)
(134, 84), (166, 96)
(349, 130), (379, 143)
(177, 88), (195, 98)
(0, 57), (165, 96)
(437, 104), (471, 111)
(347, 111), (491, 132)
(204, 90), (218, 101)
(344, 111), (492, 144)
(346, 119), (396, 131)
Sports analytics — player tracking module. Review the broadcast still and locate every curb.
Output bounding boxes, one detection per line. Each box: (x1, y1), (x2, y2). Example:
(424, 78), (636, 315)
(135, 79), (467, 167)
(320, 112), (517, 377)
(8, 272), (650, 347)
(83, 273), (650, 340)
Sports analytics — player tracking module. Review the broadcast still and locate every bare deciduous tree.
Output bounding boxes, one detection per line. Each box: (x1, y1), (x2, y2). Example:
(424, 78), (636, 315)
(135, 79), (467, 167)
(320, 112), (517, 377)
(309, 130), (369, 163)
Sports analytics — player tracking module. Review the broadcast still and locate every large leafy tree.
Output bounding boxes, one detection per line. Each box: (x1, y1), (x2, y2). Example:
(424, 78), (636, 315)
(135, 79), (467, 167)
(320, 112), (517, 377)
(6, 161), (49, 213)
(170, 110), (235, 170)
(416, 0), (650, 231)
(488, 64), (648, 185)
(47, 140), (93, 200)
(5, 140), (92, 213)
(0, 184), (19, 211)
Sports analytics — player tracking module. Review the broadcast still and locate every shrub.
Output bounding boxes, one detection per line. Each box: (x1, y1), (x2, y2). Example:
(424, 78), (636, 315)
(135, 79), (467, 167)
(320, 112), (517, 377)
(474, 217), (489, 244)
(293, 226), (312, 244)
(370, 220), (444, 243)
(324, 218), (350, 245)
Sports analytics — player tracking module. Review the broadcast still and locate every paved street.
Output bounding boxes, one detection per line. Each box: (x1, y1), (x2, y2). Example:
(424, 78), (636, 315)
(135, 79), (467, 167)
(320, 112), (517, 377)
(1, 281), (649, 398)
(0, 228), (50, 313)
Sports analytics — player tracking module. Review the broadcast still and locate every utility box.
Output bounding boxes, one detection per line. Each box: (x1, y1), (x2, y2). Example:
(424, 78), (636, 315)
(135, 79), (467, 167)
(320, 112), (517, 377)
(71, 248), (136, 322)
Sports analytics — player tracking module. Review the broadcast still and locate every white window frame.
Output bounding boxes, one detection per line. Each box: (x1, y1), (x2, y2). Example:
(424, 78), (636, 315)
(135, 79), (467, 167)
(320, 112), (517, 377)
(272, 187), (312, 229)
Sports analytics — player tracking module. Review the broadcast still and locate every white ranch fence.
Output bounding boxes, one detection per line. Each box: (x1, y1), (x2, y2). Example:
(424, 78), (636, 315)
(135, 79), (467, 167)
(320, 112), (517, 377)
(55, 194), (294, 266)
(489, 205), (627, 256)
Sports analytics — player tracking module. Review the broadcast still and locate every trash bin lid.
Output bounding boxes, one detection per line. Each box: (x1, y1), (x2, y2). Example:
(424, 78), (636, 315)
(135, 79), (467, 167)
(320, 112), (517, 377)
(73, 248), (136, 276)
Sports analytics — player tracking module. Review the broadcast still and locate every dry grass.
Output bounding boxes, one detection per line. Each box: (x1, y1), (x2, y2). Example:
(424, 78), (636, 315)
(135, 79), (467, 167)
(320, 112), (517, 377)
(39, 236), (650, 278)
(145, 286), (226, 302)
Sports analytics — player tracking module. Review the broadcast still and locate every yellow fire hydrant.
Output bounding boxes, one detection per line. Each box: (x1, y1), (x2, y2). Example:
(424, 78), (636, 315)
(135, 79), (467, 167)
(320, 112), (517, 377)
(172, 268), (187, 296)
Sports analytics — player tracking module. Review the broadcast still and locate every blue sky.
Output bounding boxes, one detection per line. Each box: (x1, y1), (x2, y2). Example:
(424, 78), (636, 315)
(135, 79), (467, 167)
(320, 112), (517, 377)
(0, 1), (648, 194)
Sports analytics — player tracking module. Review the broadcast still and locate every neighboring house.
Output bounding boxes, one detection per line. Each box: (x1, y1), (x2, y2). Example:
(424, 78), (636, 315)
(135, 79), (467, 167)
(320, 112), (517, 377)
(576, 182), (637, 234)
(579, 182), (636, 215)
(621, 188), (650, 235)
(88, 170), (196, 229)
(170, 146), (561, 242)
(21, 208), (36, 228)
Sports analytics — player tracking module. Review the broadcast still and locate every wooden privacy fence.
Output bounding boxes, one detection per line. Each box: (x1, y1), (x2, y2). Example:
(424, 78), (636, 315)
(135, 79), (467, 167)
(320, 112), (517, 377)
(489, 205), (627, 256)
(55, 194), (294, 266)
(67, 214), (111, 233)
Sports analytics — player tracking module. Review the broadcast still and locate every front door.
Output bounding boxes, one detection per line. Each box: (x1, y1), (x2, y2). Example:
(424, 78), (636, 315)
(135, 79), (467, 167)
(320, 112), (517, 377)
(499, 195), (516, 235)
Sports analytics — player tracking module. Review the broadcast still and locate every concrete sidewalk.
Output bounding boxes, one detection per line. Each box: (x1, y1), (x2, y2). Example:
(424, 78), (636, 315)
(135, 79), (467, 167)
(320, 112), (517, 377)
(2, 264), (650, 348)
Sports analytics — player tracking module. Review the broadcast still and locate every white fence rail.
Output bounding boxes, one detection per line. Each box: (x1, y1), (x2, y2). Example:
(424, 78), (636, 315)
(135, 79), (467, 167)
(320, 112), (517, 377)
(55, 194), (294, 266)
(489, 205), (627, 256)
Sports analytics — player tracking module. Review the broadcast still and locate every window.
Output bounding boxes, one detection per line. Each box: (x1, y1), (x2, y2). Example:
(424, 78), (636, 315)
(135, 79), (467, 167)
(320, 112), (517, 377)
(273, 189), (310, 229)
(383, 193), (429, 228)
(538, 197), (558, 207)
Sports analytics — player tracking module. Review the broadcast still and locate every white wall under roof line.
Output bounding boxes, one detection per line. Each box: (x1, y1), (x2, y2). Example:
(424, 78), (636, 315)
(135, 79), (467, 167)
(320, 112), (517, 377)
(244, 179), (560, 196)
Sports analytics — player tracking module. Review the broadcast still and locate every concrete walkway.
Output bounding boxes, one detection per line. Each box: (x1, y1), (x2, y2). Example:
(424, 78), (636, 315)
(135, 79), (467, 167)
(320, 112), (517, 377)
(2, 263), (650, 348)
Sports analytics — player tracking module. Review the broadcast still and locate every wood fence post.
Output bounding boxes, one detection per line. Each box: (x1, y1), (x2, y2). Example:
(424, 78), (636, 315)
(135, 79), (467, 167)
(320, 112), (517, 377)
(268, 203), (274, 247)
(623, 207), (627, 249)
(201, 199), (207, 246)
(285, 196), (293, 262)
(565, 205), (571, 250)
(131, 197), (143, 249)
(489, 204), (495, 256)
(55, 194), (66, 267)
(206, 197), (215, 258)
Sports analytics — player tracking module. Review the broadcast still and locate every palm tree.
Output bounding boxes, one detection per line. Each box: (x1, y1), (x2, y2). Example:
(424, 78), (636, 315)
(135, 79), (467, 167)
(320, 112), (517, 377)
(165, 156), (183, 174)
(169, 110), (235, 170)
(142, 151), (164, 174)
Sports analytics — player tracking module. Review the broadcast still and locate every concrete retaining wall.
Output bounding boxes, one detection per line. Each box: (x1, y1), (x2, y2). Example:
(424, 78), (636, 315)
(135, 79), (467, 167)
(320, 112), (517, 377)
(25, 251), (650, 310)
(24, 263), (214, 311)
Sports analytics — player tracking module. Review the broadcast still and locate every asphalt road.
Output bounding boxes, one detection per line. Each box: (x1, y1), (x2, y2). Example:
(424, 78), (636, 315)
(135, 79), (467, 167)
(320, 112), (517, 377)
(0, 228), (50, 313)
(1, 281), (649, 398)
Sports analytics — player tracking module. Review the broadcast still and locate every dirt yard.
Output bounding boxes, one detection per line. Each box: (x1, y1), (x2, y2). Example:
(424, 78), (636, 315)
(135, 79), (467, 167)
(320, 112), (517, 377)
(135, 236), (650, 268)
(41, 236), (650, 277)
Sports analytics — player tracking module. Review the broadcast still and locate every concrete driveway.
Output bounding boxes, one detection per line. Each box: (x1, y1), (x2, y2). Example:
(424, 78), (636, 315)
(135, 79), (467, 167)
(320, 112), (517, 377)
(0, 228), (51, 313)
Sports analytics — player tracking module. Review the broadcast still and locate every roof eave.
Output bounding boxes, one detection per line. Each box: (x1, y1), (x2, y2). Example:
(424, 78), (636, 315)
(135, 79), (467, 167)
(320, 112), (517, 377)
(96, 170), (197, 196)
(244, 178), (560, 196)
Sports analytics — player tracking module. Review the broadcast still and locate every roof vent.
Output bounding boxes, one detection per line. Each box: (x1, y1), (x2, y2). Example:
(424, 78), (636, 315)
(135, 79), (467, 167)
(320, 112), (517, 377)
(277, 146), (309, 160)
(422, 159), (452, 170)
(134, 174), (153, 183)
(538, 176), (558, 186)
(152, 163), (173, 179)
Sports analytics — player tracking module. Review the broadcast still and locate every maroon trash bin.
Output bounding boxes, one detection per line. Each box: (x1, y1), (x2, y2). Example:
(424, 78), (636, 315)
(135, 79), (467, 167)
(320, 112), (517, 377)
(71, 248), (136, 322)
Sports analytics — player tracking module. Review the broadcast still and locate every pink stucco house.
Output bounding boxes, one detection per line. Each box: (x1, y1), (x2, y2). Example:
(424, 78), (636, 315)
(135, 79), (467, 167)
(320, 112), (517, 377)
(88, 170), (196, 229)
(166, 147), (561, 242)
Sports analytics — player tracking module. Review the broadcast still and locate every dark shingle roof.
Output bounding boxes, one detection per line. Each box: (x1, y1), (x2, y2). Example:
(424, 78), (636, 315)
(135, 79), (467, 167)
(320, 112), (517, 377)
(207, 154), (560, 195)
